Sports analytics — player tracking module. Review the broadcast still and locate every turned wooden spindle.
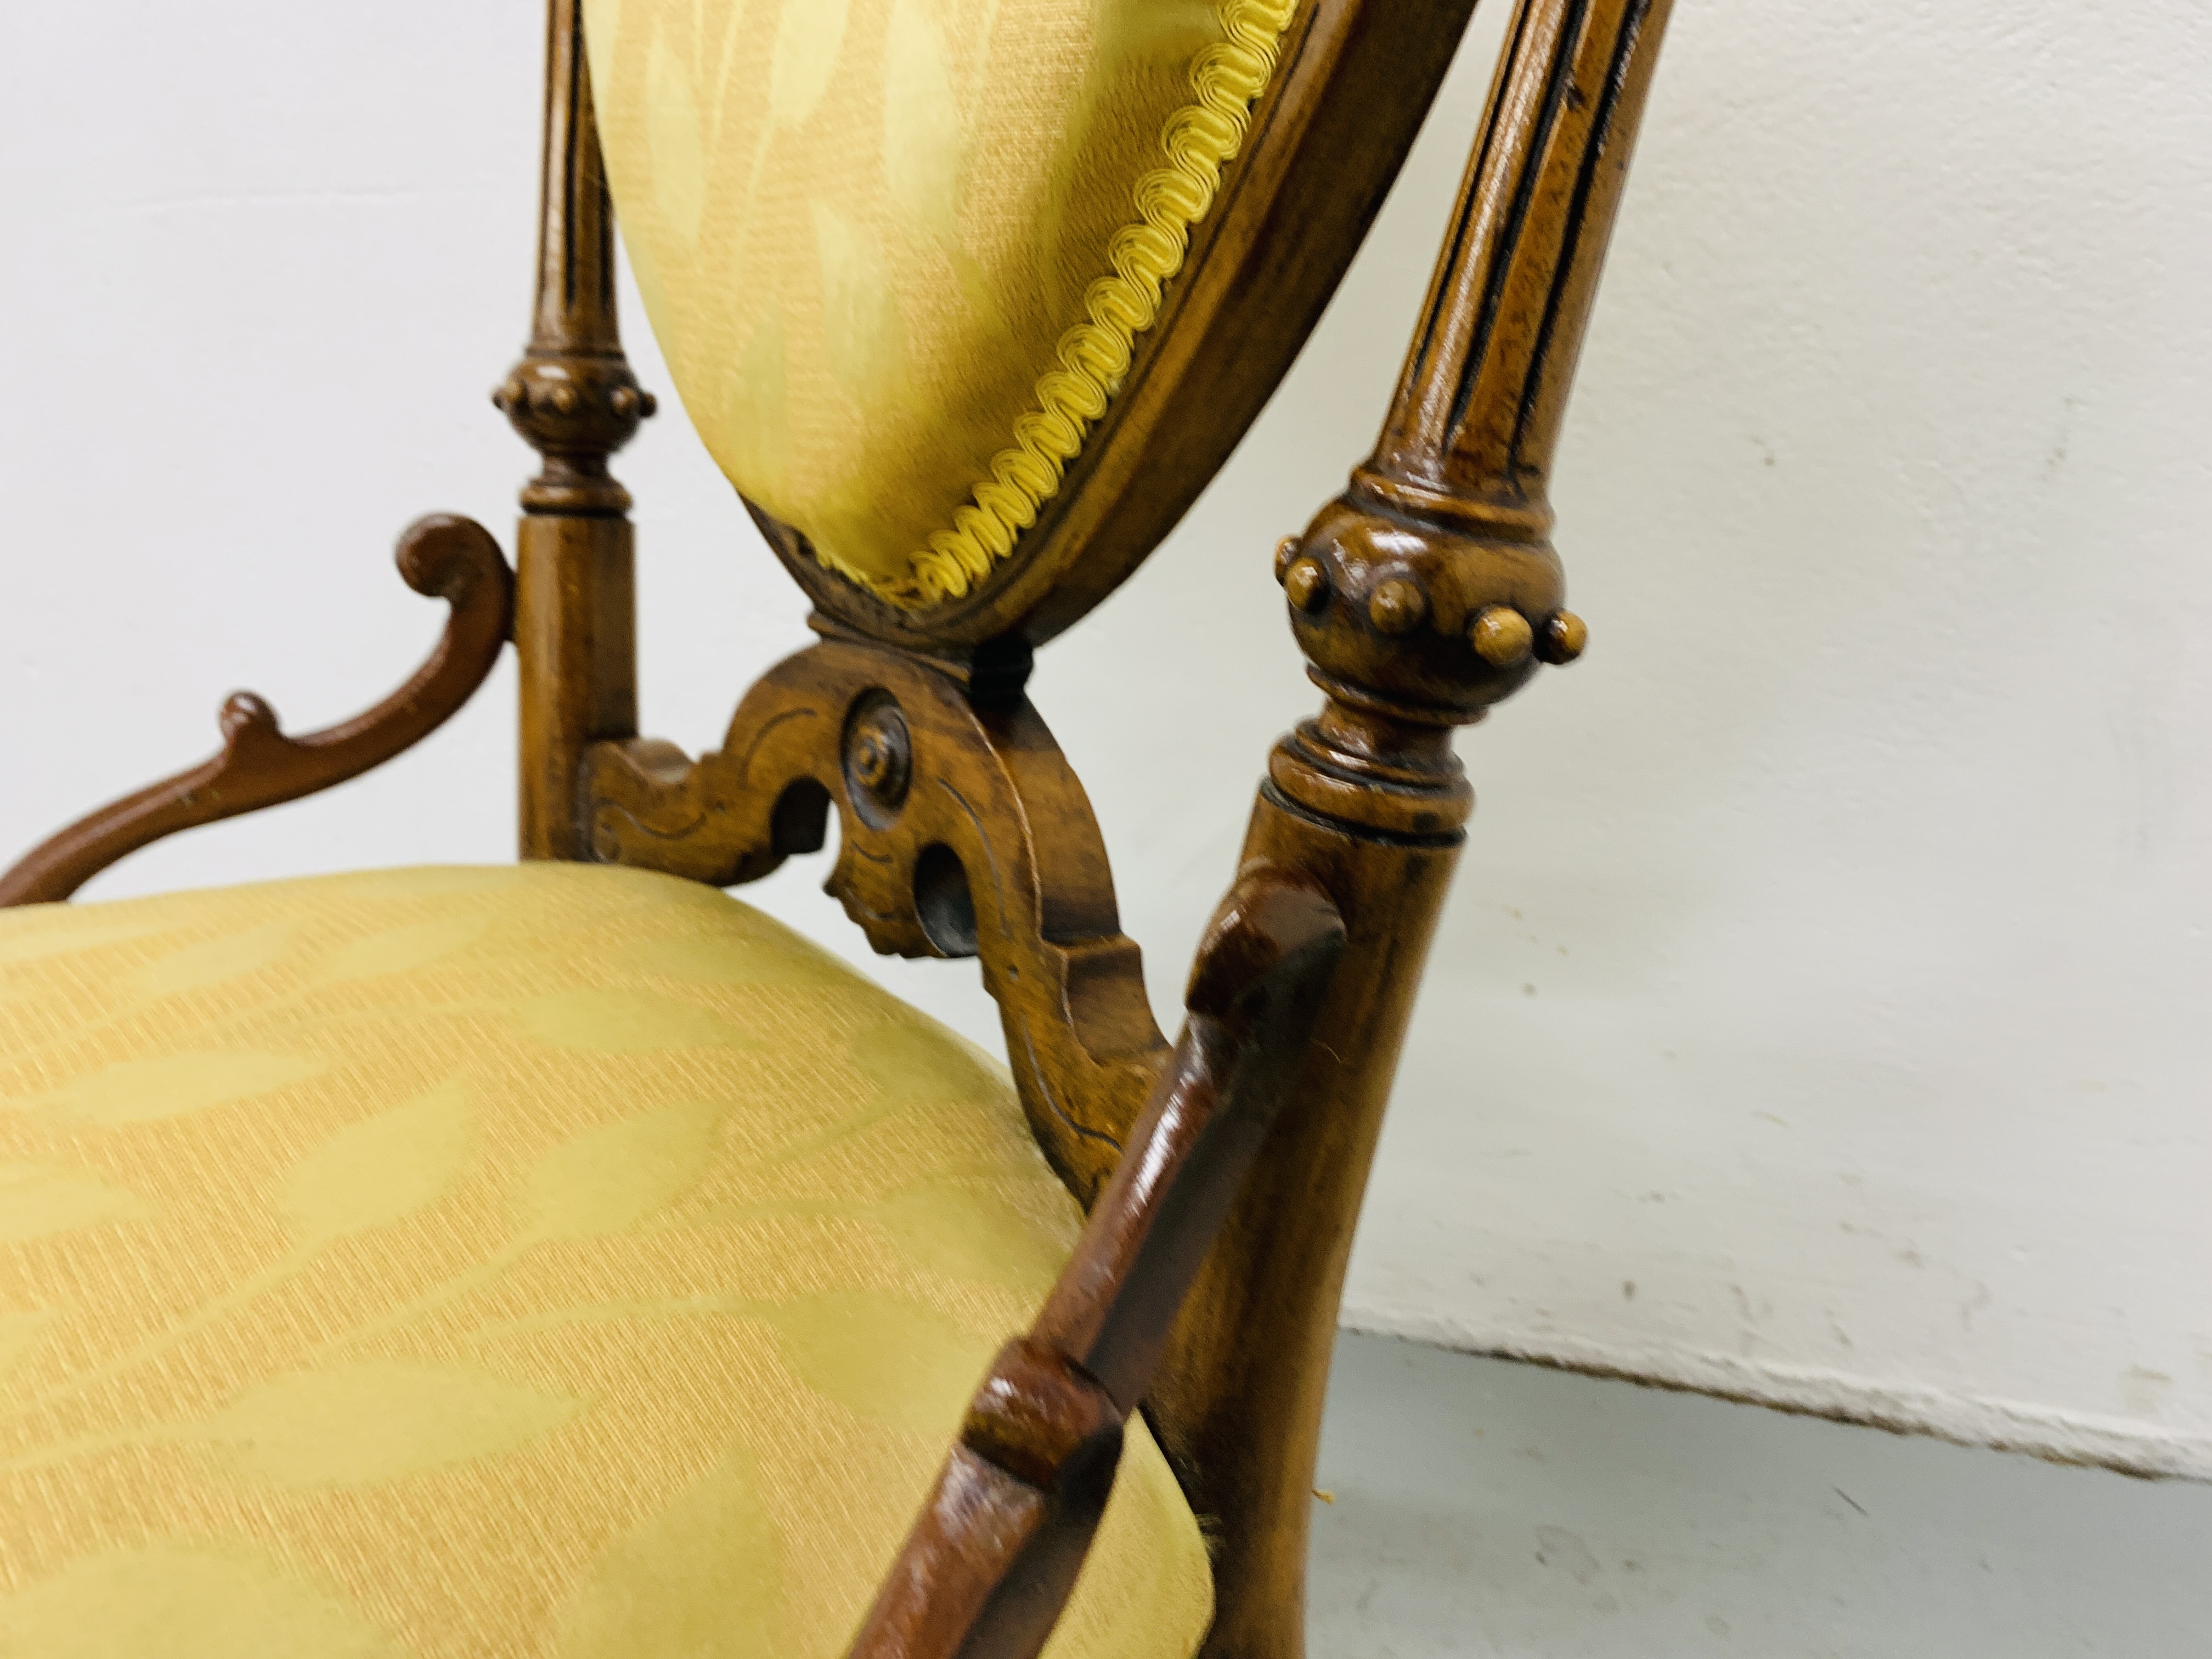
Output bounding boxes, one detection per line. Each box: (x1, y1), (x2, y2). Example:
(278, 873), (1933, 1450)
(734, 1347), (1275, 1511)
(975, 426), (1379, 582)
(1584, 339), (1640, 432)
(1269, 0), (1672, 747)
(1150, 5), (1675, 1656)
(505, 0), (650, 859)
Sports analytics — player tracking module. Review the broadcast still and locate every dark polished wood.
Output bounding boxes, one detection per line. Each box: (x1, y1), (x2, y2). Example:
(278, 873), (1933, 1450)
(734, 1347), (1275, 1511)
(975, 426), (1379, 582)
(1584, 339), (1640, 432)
(505, 0), (648, 860)
(0, 516), (512, 908)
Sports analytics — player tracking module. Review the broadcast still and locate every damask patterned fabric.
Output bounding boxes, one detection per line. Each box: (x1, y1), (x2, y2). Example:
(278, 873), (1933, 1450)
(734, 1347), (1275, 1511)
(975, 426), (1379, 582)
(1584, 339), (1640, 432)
(0, 864), (1210, 1658)
(584, 0), (1295, 607)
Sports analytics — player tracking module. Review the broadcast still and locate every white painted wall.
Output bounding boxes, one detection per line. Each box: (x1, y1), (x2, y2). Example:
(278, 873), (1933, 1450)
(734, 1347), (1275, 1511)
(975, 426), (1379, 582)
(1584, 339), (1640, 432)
(5, 3), (2209, 1475)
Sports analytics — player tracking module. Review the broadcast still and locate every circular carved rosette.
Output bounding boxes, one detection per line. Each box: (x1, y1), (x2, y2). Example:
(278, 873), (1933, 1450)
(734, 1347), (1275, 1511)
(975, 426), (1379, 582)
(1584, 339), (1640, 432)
(842, 694), (914, 828)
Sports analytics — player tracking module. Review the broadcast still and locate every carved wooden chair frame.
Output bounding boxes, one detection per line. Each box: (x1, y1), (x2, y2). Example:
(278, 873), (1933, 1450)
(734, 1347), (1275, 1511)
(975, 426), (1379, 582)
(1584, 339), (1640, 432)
(2, 2), (1673, 1654)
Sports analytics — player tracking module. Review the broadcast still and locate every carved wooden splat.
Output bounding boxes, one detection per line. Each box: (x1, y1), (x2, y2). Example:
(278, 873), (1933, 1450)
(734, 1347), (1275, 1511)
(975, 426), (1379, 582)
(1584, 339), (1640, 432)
(582, 640), (1165, 1201)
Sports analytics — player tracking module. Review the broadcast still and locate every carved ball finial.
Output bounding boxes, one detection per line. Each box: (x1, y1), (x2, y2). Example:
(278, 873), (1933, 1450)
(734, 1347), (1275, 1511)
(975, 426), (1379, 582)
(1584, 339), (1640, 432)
(1275, 492), (1564, 725)
(496, 351), (655, 514)
(1284, 558), (1330, 614)
(1470, 606), (1534, 667)
(1538, 610), (1588, 664)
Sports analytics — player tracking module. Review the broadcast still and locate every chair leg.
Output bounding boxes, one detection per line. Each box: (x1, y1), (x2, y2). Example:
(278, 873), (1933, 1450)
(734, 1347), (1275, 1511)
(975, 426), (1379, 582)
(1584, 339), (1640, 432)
(1148, 1), (1677, 1650)
(1149, 754), (1465, 1659)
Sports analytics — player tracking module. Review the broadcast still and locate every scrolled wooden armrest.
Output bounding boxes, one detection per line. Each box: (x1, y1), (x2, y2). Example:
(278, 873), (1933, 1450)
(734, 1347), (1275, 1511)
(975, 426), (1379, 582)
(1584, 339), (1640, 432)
(0, 516), (514, 907)
(844, 869), (1347, 1659)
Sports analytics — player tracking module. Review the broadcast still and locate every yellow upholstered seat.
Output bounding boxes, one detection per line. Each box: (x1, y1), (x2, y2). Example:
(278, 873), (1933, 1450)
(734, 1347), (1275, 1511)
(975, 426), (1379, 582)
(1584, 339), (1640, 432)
(0, 865), (1209, 1658)
(584, 0), (1295, 606)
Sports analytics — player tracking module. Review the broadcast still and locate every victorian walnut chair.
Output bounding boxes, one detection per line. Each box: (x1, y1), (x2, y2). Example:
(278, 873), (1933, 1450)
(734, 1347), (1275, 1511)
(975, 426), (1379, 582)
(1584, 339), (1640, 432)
(0, 1), (1670, 1655)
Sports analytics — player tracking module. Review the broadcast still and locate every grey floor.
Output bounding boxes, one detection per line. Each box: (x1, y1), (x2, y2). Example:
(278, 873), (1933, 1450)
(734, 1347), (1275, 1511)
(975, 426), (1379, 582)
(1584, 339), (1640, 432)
(1308, 1335), (2212, 1657)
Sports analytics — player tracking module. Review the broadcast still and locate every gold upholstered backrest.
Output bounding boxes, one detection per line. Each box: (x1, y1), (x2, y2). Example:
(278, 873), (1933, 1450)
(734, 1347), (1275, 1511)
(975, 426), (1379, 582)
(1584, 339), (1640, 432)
(583, 0), (1482, 649)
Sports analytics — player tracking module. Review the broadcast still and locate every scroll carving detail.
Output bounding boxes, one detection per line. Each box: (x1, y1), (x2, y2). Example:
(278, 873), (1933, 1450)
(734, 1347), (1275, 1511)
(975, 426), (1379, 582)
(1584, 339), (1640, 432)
(0, 516), (514, 908)
(583, 641), (1167, 1201)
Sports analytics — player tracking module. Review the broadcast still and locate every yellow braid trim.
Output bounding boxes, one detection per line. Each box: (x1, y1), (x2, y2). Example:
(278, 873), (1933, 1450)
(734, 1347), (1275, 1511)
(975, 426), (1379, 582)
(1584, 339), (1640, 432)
(849, 0), (1299, 610)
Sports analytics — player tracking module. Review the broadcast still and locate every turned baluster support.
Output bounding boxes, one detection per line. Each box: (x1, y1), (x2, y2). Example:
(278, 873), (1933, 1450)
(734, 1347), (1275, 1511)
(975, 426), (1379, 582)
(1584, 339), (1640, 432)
(1147, 4), (1675, 1654)
(504, 0), (653, 860)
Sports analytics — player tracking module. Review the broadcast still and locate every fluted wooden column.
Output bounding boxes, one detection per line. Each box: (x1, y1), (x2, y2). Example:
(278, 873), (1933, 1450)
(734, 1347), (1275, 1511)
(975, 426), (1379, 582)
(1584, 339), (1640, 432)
(1145, 4), (1675, 1654)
